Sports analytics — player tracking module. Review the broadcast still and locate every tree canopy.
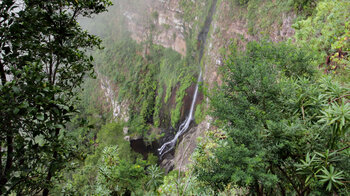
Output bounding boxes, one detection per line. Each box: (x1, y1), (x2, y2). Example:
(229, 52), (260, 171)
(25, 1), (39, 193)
(1, 0), (349, 195)
(0, 0), (112, 194)
(193, 40), (350, 195)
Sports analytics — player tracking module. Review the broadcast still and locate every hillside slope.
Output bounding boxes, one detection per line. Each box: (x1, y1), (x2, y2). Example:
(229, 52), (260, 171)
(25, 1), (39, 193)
(92, 0), (299, 171)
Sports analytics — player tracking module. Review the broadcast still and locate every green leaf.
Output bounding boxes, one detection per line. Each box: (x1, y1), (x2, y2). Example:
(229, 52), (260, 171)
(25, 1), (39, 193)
(34, 135), (46, 147)
(13, 171), (21, 178)
(12, 86), (20, 94)
(13, 108), (20, 114)
(37, 113), (44, 121)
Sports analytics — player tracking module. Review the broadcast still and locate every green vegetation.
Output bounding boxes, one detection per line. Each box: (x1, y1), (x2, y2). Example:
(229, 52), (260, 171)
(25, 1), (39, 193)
(52, 121), (163, 195)
(171, 74), (194, 127)
(180, 0), (213, 59)
(153, 86), (164, 127)
(0, 0), (112, 195)
(225, 0), (321, 38)
(193, 40), (349, 194)
(3, 0), (349, 195)
(157, 2), (349, 194)
(293, 0), (350, 80)
(232, 0), (250, 6)
(158, 170), (216, 195)
(180, 0), (212, 26)
(292, 0), (319, 15)
(195, 102), (206, 124)
(89, 25), (197, 132)
(51, 0), (215, 192)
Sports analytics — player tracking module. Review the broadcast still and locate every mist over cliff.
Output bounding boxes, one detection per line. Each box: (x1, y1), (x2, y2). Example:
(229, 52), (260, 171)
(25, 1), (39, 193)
(53, 0), (350, 194)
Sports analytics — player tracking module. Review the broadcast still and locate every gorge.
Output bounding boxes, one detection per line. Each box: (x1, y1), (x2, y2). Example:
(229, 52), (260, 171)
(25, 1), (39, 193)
(4, 0), (347, 195)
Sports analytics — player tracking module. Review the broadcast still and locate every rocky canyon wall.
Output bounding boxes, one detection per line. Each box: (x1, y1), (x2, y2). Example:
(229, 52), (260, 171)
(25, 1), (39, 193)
(98, 0), (297, 172)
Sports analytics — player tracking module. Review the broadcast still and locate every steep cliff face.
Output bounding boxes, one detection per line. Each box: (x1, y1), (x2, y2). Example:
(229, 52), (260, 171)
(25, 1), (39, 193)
(121, 0), (187, 56)
(117, 0), (296, 92)
(99, 74), (129, 122)
(155, 0), (187, 56)
(172, 0), (297, 171)
(97, 0), (297, 172)
(203, 1), (296, 90)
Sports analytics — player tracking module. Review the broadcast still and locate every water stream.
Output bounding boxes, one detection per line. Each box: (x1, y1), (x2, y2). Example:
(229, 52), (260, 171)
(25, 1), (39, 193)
(158, 0), (217, 157)
(158, 71), (202, 156)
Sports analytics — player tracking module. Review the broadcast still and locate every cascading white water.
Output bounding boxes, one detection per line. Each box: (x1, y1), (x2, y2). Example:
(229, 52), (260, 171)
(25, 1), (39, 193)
(158, 0), (217, 158)
(158, 70), (202, 157)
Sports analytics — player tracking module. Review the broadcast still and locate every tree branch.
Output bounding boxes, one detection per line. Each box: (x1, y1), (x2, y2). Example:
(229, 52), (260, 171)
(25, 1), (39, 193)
(0, 133), (14, 192)
(52, 56), (59, 85)
(0, 60), (7, 85)
(42, 129), (59, 196)
(277, 165), (302, 196)
(332, 145), (350, 153)
(329, 94), (350, 104)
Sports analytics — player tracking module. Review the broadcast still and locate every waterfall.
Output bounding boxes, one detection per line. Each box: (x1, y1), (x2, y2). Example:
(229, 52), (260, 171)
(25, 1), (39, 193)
(158, 70), (202, 157)
(158, 0), (217, 158)
(158, 0), (217, 157)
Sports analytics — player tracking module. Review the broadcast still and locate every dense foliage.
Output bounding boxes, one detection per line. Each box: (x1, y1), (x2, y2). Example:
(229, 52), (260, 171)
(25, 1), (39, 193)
(92, 35), (197, 134)
(2, 0), (349, 195)
(193, 41), (349, 195)
(53, 122), (163, 195)
(51, 1), (200, 194)
(0, 0), (111, 195)
(293, 0), (350, 78)
(292, 0), (319, 15)
(49, 0), (350, 195)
